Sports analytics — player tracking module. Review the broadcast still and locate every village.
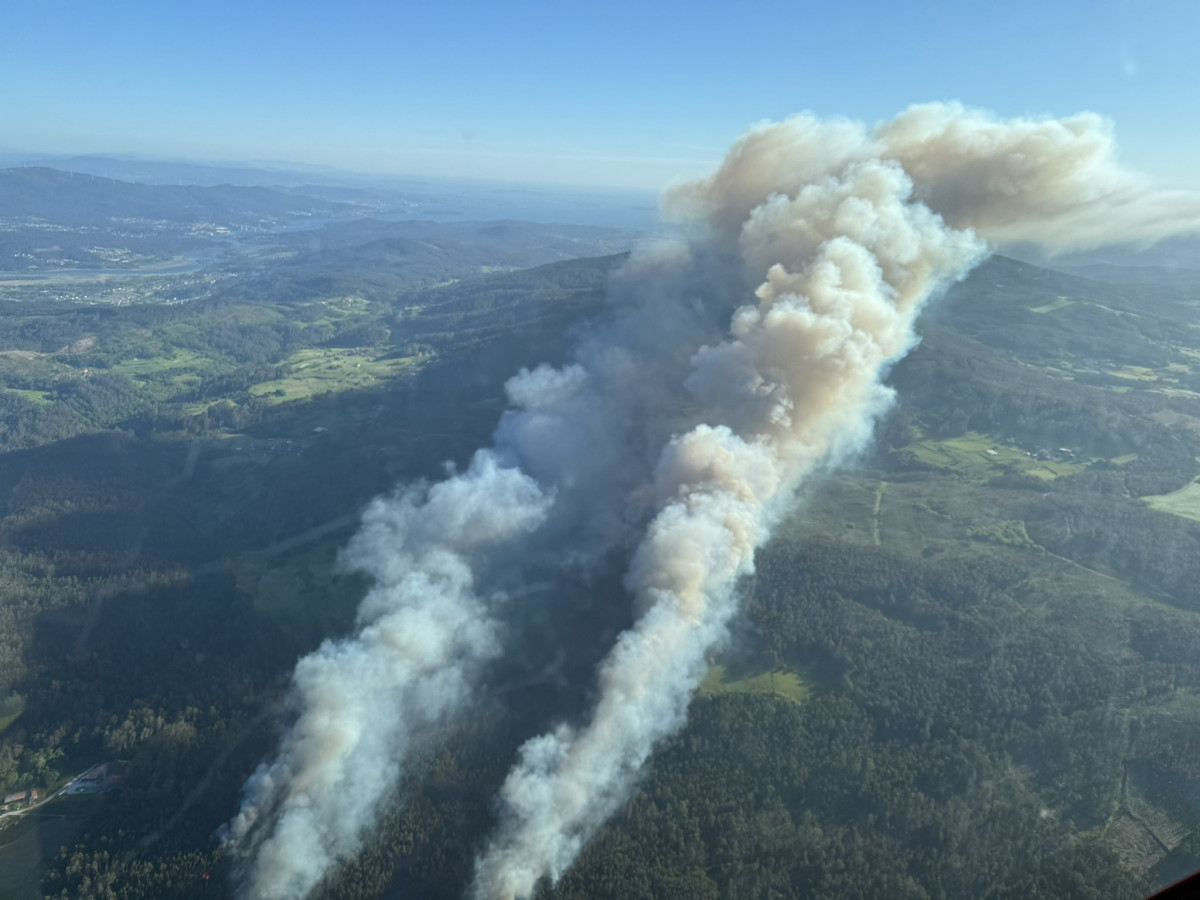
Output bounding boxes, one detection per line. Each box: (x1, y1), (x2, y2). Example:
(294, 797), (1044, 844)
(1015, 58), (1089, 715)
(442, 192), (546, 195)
(0, 787), (37, 812)
(0, 761), (123, 824)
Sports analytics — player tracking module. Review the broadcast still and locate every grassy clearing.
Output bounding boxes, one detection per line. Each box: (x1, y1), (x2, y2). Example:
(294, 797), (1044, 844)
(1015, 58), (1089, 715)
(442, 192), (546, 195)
(1034, 363), (1079, 381)
(1057, 361), (1191, 392)
(1110, 365), (1161, 382)
(177, 398), (224, 417)
(1143, 481), (1200, 524)
(0, 353), (74, 384)
(247, 348), (418, 404)
(698, 665), (813, 705)
(107, 348), (215, 401)
(1029, 296), (1075, 314)
(968, 519), (1036, 547)
(900, 431), (1085, 481)
(109, 347), (211, 379)
(289, 296), (372, 331)
(3, 388), (54, 405)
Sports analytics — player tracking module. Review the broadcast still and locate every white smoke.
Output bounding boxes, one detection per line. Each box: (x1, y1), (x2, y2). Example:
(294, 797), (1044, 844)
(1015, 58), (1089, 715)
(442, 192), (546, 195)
(224, 451), (552, 900)
(672, 102), (1200, 253)
(471, 153), (985, 900)
(879, 102), (1200, 251)
(223, 255), (722, 898)
(228, 102), (1200, 900)
(470, 106), (1200, 899)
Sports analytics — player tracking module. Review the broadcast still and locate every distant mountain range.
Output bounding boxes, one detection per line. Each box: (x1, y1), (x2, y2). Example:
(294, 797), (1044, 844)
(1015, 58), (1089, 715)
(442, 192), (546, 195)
(0, 154), (660, 229)
(0, 166), (365, 227)
(0, 153), (359, 189)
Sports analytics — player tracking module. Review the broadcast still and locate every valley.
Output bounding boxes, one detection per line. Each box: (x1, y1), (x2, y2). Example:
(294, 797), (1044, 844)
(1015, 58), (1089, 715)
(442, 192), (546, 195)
(1, 176), (1200, 898)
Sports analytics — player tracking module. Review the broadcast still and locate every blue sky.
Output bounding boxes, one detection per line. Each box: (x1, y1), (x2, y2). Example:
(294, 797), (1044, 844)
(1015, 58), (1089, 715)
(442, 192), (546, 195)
(4, 0), (1197, 189)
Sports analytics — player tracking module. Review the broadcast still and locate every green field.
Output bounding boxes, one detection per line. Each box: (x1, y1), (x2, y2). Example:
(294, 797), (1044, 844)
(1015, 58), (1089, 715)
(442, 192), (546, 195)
(900, 431), (1085, 480)
(248, 348), (419, 404)
(1143, 480), (1200, 523)
(968, 519), (1036, 547)
(698, 665), (813, 705)
(109, 348), (214, 398)
(3, 388), (54, 405)
(1110, 365), (1160, 382)
(109, 347), (211, 379)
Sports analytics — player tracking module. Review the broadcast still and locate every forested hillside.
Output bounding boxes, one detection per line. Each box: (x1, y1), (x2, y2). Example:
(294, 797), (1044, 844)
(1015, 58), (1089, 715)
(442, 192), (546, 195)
(3, 235), (1200, 899)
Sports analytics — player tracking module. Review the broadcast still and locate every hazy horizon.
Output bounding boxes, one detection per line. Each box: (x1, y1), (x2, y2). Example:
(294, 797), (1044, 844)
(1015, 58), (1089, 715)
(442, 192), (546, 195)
(5, 0), (1199, 191)
(0, 147), (665, 197)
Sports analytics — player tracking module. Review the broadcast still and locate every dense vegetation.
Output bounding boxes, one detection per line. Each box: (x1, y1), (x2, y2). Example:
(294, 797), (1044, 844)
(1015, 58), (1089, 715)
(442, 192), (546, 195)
(3, 205), (1200, 900)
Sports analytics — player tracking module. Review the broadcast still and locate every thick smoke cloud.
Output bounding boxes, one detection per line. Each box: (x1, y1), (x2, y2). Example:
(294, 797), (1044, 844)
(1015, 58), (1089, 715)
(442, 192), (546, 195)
(227, 103), (1200, 900)
(223, 452), (551, 899)
(671, 102), (1200, 253)
(471, 152), (985, 900)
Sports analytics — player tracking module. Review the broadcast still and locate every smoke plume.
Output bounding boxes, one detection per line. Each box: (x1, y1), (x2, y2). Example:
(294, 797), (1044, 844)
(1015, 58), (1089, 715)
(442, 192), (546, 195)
(223, 452), (551, 899)
(227, 103), (1200, 900)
